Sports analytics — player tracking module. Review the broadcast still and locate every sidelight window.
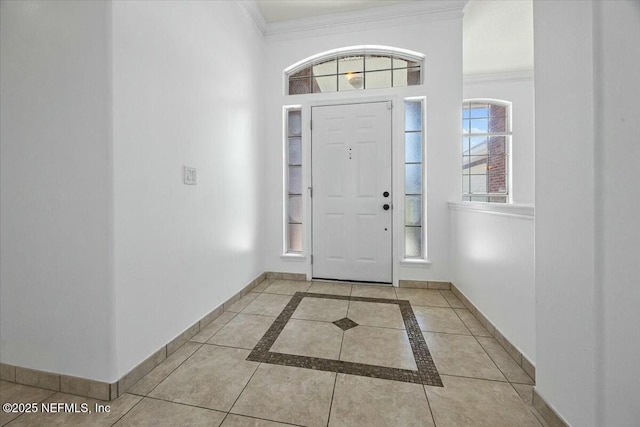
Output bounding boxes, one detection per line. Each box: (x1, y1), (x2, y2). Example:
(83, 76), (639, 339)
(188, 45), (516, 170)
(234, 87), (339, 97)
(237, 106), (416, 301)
(285, 107), (303, 253)
(404, 98), (425, 258)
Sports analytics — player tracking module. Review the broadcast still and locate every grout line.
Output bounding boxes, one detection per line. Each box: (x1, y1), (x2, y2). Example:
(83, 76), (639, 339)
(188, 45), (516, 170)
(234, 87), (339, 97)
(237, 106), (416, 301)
(142, 342), (205, 397)
(139, 394), (230, 414)
(325, 370), (340, 427)
(200, 342), (265, 352)
(506, 382), (547, 427)
(421, 383), (438, 427)
(339, 300), (350, 360)
(224, 361), (263, 422)
(469, 333), (509, 382)
(109, 394), (146, 425)
(224, 413), (305, 426)
(2, 387), (56, 426)
(437, 372), (511, 384)
(450, 307), (509, 382)
(449, 306), (475, 336)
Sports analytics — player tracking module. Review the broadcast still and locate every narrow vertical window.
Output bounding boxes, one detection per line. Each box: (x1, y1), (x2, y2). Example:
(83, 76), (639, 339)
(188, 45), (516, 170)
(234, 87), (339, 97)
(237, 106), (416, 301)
(404, 99), (424, 258)
(462, 101), (511, 203)
(285, 108), (303, 253)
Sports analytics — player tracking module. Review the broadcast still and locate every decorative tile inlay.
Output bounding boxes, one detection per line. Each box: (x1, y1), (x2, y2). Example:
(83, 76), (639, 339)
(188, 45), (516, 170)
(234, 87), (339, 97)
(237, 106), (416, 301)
(247, 292), (443, 387)
(333, 317), (359, 331)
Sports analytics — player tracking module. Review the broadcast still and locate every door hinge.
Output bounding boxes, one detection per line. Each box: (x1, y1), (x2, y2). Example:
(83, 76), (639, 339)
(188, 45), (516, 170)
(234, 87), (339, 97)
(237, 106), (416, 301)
(308, 186), (313, 197)
(387, 100), (393, 110)
(310, 254), (313, 264)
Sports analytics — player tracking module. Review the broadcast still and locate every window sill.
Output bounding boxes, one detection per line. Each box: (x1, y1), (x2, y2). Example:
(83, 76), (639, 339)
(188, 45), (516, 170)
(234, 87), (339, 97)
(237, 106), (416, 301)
(400, 258), (432, 267)
(281, 253), (306, 261)
(448, 201), (534, 219)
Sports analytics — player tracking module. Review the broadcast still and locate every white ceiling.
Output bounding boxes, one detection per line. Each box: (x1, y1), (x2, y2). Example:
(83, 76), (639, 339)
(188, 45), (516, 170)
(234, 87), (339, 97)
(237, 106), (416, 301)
(255, 0), (421, 23)
(254, 0), (533, 76)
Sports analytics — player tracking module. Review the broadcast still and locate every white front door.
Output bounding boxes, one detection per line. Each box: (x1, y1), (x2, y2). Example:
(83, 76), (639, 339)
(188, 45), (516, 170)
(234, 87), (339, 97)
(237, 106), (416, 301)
(311, 101), (392, 283)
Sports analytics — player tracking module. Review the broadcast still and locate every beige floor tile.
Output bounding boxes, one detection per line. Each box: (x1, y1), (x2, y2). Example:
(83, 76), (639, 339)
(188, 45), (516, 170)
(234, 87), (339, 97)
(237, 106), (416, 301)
(423, 332), (506, 381)
(231, 364), (335, 427)
(412, 306), (471, 335)
(477, 337), (534, 385)
(512, 383), (534, 406)
(242, 293), (292, 317)
(252, 279), (274, 293)
(221, 414), (292, 426)
(191, 311), (237, 343)
(454, 309), (492, 337)
(5, 392), (140, 427)
(114, 397), (225, 426)
(271, 319), (343, 359)
(263, 280), (311, 296)
(347, 301), (405, 329)
(341, 326), (416, 370)
(395, 288), (450, 307)
(439, 290), (466, 308)
(291, 297), (349, 322)
(0, 381), (56, 426)
(425, 375), (541, 427)
(128, 342), (201, 396)
(307, 282), (352, 296)
(227, 293), (261, 313)
(208, 314), (275, 350)
(351, 284), (397, 299)
(329, 374), (434, 427)
(149, 345), (259, 412)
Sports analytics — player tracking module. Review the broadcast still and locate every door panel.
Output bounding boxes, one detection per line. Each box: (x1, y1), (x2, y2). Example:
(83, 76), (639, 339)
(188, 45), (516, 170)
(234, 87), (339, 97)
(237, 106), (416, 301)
(312, 102), (392, 283)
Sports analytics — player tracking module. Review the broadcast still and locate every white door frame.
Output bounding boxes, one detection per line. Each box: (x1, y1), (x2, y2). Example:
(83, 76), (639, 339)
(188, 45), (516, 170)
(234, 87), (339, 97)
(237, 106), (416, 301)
(298, 94), (404, 286)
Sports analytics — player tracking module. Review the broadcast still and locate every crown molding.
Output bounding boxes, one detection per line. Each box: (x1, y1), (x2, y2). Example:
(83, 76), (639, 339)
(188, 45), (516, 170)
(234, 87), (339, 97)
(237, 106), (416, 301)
(238, 1), (267, 35)
(464, 70), (534, 84)
(245, 1), (466, 41)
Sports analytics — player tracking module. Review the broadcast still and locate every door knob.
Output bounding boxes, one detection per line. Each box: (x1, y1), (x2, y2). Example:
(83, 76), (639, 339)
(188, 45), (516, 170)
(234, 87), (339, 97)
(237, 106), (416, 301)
(383, 204), (390, 210)
(383, 191), (390, 197)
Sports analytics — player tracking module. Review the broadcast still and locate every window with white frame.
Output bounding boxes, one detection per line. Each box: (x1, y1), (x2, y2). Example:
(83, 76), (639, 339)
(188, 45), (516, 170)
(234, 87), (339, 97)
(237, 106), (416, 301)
(285, 107), (303, 253)
(404, 98), (425, 258)
(462, 101), (511, 203)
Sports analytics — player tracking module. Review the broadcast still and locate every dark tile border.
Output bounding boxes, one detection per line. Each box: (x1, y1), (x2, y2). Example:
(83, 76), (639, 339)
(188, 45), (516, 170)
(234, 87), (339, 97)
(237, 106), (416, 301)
(247, 292), (443, 386)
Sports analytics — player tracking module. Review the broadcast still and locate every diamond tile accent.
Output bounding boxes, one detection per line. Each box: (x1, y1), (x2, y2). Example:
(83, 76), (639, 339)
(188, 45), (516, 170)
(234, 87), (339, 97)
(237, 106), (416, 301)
(247, 292), (443, 386)
(333, 317), (359, 331)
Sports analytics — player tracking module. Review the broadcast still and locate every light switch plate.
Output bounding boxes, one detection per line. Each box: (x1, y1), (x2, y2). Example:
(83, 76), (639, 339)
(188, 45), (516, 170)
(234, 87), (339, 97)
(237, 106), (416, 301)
(184, 166), (197, 185)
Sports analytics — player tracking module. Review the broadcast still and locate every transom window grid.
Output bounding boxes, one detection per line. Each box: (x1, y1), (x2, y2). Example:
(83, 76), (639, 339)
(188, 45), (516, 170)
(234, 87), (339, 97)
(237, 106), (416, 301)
(286, 108), (303, 253)
(404, 99), (424, 258)
(462, 102), (511, 203)
(288, 54), (421, 95)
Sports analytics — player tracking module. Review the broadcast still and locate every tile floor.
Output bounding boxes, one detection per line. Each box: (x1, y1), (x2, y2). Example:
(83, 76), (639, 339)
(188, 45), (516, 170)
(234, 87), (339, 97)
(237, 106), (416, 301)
(0, 279), (547, 426)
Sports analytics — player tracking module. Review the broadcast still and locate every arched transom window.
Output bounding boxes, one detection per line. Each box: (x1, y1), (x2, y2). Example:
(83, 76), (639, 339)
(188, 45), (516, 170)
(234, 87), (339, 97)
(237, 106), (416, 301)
(286, 47), (423, 95)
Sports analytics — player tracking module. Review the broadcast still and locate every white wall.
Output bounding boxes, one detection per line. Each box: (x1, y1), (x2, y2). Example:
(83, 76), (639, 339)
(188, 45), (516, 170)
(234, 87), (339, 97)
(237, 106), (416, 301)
(0, 1), (115, 381)
(534, 2), (598, 425)
(534, 1), (640, 425)
(449, 204), (535, 362)
(463, 75), (535, 204)
(263, 10), (463, 283)
(448, 76), (536, 365)
(111, 0), (266, 379)
(595, 2), (640, 425)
